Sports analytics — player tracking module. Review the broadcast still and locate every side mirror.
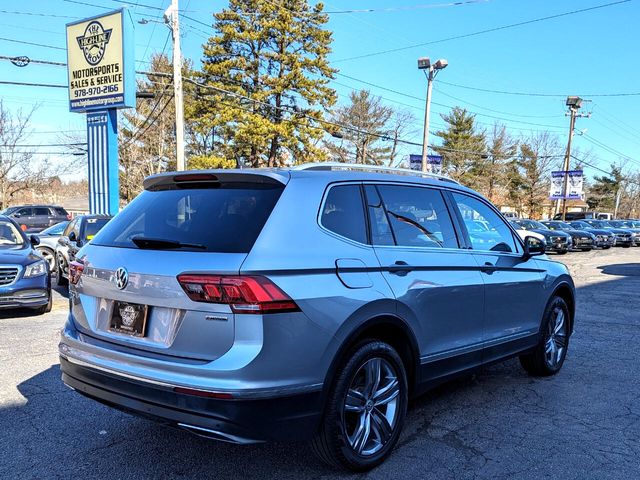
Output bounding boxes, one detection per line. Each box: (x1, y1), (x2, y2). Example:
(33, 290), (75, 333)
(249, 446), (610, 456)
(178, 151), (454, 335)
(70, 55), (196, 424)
(68, 231), (77, 242)
(30, 235), (40, 246)
(523, 236), (545, 258)
(13, 213), (21, 218)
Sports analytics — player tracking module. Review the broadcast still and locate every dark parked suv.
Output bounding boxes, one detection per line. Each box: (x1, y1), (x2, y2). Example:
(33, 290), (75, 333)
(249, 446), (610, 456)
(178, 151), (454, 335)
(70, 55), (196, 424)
(2, 205), (70, 232)
(59, 164), (575, 471)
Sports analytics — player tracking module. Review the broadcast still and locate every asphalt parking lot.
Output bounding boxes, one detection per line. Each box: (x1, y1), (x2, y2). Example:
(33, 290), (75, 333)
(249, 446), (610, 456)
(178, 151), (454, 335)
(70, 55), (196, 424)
(1, 249), (639, 479)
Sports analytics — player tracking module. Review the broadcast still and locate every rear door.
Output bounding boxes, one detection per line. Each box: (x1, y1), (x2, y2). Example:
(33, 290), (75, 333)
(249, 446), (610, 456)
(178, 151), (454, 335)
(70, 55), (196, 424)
(449, 192), (545, 362)
(70, 177), (285, 361)
(33, 207), (52, 229)
(367, 183), (486, 382)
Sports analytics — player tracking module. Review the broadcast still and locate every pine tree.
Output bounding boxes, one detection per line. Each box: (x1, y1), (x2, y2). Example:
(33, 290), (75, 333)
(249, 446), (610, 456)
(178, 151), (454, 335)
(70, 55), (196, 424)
(433, 107), (486, 187)
(192, 0), (337, 168)
(324, 90), (395, 165)
(482, 123), (518, 203)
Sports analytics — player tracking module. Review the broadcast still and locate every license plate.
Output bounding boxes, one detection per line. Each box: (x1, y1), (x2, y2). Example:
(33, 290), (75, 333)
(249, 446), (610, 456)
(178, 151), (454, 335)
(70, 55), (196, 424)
(109, 301), (148, 337)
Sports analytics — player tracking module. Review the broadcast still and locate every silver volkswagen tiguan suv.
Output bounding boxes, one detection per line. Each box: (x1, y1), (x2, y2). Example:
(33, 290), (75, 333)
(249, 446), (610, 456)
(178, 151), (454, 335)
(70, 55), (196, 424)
(59, 164), (575, 471)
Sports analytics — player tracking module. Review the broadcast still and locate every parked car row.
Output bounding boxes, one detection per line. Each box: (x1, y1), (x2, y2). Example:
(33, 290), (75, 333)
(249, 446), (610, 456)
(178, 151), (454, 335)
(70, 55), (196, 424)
(508, 217), (639, 254)
(0, 214), (111, 316)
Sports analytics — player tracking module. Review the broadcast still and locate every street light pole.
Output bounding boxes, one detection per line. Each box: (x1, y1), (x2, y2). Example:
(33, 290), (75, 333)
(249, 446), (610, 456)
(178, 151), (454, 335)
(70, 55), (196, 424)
(418, 57), (447, 173)
(166, 0), (185, 171)
(421, 67), (434, 173)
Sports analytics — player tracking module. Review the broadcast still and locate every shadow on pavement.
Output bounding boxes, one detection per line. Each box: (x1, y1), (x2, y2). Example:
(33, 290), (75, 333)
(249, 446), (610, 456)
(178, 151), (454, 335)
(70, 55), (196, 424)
(597, 263), (640, 276)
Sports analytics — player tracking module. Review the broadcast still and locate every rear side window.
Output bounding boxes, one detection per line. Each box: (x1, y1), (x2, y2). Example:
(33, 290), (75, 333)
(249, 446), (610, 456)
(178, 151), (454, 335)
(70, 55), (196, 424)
(92, 183), (283, 253)
(375, 185), (458, 249)
(34, 207), (50, 216)
(321, 185), (367, 244)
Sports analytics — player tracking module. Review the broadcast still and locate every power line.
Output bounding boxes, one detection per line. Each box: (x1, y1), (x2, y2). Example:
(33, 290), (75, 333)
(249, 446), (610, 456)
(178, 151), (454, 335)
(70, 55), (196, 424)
(324, 0), (490, 14)
(334, 0), (632, 62)
(2, 143), (87, 148)
(0, 80), (66, 88)
(0, 36), (66, 51)
(438, 79), (640, 98)
(0, 9), (79, 19)
(335, 73), (566, 130)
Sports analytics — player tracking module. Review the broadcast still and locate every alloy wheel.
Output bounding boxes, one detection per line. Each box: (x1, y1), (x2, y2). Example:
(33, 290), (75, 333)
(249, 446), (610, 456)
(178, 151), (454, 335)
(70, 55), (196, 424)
(545, 307), (568, 368)
(342, 357), (400, 457)
(38, 249), (55, 271)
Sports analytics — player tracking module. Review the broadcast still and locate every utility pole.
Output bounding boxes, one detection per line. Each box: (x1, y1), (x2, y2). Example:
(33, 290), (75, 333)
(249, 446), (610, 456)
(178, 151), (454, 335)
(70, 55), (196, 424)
(165, 0), (185, 171)
(559, 96), (589, 220)
(417, 57), (448, 172)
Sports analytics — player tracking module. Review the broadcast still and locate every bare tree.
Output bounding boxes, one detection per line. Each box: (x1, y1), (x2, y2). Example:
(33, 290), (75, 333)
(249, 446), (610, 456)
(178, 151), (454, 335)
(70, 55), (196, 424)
(0, 102), (81, 209)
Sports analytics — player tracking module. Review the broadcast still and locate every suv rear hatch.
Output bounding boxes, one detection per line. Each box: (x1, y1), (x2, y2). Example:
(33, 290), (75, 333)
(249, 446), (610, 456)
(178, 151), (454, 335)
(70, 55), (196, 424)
(70, 171), (288, 362)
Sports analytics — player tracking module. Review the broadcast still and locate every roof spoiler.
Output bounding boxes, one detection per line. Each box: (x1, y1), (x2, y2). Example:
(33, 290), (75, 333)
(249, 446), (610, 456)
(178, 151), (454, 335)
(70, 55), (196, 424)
(143, 169), (290, 191)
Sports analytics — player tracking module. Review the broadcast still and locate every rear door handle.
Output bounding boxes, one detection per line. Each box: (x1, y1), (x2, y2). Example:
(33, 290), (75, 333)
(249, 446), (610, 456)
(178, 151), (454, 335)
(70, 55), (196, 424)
(388, 261), (412, 275)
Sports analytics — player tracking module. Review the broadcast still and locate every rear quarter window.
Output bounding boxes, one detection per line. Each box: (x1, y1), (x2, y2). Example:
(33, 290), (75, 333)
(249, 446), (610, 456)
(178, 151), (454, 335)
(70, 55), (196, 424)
(320, 184), (367, 244)
(92, 183), (284, 253)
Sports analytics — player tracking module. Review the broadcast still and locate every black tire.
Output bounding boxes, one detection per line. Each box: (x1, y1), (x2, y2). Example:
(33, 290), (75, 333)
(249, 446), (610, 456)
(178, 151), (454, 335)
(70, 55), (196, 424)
(57, 261), (68, 287)
(311, 340), (408, 472)
(33, 292), (52, 315)
(556, 250), (568, 255)
(520, 296), (570, 376)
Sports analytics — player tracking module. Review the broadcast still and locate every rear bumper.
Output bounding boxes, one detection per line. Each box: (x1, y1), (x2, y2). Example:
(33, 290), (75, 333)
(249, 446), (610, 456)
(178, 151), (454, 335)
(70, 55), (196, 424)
(60, 355), (323, 443)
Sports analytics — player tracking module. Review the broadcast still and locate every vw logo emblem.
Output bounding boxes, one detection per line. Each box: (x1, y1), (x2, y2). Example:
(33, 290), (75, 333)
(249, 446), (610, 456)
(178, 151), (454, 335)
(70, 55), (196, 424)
(115, 267), (129, 290)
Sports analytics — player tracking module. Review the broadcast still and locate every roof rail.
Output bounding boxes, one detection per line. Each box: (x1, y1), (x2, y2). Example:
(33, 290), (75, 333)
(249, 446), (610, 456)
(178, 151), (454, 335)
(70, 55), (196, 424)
(293, 162), (458, 184)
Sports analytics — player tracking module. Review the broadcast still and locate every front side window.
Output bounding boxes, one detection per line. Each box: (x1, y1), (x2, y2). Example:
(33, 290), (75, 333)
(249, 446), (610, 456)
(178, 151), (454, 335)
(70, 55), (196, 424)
(321, 185), (367, 244)
(453, 193), (518, 253)
(0, 221), (25, 246)
(15, 208), (33, 217)
(373, 185), (458, 249)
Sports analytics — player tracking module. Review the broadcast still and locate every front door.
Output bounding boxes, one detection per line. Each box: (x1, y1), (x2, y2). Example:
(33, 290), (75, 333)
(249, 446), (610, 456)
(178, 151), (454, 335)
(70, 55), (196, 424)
(366, 184), (486, 384)
(449, 192), (545, 363)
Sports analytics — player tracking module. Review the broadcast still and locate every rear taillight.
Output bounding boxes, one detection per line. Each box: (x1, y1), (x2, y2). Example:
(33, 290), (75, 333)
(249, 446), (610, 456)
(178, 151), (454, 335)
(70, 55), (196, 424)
(69, 260), (85, 285)
(177, 274), (299, 314)
(67, 214), (72, 220)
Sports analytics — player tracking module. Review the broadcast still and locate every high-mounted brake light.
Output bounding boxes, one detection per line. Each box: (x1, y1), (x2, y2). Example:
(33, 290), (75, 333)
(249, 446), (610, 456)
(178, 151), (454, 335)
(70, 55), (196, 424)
(173, 173), (218, 182)
(177, 274), (299, 314)
(69, 260), (85, 285)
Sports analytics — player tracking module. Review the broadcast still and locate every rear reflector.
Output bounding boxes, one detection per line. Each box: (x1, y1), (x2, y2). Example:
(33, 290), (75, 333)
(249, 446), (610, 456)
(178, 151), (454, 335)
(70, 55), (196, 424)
(177, 274), (300, 314)
(69, 260), (85, 285)
(173, 387), (233, 399)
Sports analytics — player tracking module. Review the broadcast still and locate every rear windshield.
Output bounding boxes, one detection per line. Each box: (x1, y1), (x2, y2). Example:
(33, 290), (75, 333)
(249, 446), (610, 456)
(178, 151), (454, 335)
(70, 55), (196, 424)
(83, 218), (110, 241)
(92, 183), (283, 253)
(54, 207), (68, 216)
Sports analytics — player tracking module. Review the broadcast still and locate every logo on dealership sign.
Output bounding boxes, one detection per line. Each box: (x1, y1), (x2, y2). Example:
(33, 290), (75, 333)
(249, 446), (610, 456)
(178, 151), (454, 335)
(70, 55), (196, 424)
(76, 21), (112, 65)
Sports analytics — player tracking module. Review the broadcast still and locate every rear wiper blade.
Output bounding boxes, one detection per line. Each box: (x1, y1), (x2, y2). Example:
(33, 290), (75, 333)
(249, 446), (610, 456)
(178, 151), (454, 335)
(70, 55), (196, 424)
(131, 236), (207, 250)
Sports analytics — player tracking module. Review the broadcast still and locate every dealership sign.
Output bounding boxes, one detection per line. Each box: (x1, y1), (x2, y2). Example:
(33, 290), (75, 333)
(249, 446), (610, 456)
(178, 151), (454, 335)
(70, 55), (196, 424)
(66, 9), (135, 112)
(549, 170), (584, 200)
(409, 154), (443, 171)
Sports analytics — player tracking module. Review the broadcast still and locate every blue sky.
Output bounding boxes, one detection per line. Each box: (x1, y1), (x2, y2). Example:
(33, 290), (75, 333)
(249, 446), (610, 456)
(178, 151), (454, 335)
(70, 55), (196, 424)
(1, 0), (639, 181)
